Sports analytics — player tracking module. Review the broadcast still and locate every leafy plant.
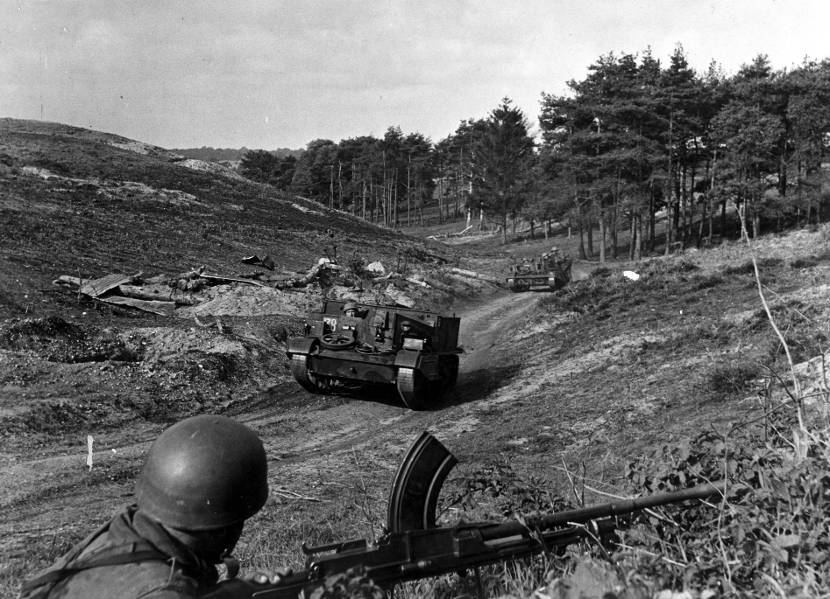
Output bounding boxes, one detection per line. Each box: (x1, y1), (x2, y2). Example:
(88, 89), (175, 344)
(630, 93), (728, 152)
(619, 406), (829, 596)
(707, 361), (762, 401)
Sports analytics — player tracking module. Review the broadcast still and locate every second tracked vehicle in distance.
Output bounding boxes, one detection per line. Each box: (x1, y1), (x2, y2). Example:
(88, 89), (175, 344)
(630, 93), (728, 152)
(286, 299), (461, 410)
(506, 247), (572, 292)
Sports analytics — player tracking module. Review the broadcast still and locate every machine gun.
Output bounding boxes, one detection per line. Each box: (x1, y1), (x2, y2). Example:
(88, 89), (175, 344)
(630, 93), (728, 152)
(205, 432), (723, 598)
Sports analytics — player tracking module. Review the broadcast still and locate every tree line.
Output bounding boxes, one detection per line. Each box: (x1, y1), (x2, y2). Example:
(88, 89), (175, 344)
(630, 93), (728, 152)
(240, 48), (830, 258)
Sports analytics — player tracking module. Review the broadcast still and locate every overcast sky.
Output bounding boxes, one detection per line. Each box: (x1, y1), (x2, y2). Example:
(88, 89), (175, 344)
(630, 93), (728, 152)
(2, 0), (828, 150)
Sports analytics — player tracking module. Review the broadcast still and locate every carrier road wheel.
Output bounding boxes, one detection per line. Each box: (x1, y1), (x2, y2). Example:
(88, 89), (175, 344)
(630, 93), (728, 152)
(397, 367), (441, 410)
(290, 354), (334, 394)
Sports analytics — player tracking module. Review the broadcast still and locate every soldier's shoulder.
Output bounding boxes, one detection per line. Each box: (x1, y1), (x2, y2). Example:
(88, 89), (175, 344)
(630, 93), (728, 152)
(53, 561), (203, 599)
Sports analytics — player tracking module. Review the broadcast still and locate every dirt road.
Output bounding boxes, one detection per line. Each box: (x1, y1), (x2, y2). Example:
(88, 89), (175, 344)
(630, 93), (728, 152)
(214, 289), (543, 507)
(0, 291), (541, 581)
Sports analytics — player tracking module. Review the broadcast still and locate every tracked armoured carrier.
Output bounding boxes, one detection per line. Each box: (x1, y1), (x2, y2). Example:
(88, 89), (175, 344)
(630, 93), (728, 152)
(506, 249), (572, 292)
(286, 299), (461, 410)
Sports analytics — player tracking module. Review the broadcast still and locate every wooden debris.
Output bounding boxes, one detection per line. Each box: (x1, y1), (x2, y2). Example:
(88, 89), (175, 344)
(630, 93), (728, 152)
(98, 296), (176, 316)
(53, 275), (83, 288)
(199, 273), (269, 287)
(405, 276), (431, 289)
(53, 271), (183, 315)
(79, 272), (141, 297)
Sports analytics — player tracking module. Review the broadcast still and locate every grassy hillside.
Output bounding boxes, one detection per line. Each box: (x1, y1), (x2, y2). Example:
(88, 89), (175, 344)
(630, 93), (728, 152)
(0, 118), (454, 320)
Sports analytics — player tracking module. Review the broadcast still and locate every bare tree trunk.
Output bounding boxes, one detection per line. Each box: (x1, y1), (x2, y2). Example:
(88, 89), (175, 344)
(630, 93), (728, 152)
(778, 143), (788, 198)
(501, 192), (508, 245)
(501, 211), (508, 245)
(611, 173), (619, 259)
(738, 201), (747, 240)
(383, 175), (392, 227)
(665, 111), (673, 255)
(362, 177), (367, 220)
(382, 151), (387, 227)
(688, 163), (696, 243)
(438, 180), (444, 225)
(634, 212), (643, 261)
(707, 201), (714, 244)
(371, 181), (376, 223)
(337, 161), (343, 210)
(329, 165), (334, 209)
(649, 180), (656, 252)
(680, 164), (687, 245)
(577, 210), (587, 260)
(586, 213), (594, 258)
(598, 207), (606, 264)
(406, 155), (411, 227)
(457, 147), (463, 219)
(381, 180), (385, 225)
(351, 163), (357, 215)
(393, 169), (399, 228)
(708, 149), (717, 245)
(752, 199), (761, 239)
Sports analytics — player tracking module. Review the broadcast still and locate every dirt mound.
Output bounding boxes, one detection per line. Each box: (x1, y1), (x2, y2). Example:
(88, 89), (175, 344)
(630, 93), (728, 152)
(0, 316), (137, 363)
(120, 326), (248, 364)
(179, 285), (320, 318)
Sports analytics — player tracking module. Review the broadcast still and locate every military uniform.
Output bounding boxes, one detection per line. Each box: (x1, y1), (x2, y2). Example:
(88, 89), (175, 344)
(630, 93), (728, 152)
(21, 415), (269, 599)
(20, 506), (219, 598)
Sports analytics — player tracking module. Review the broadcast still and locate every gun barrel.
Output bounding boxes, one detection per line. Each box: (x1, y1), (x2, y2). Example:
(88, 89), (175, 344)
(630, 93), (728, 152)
(479, 481), (724, 541)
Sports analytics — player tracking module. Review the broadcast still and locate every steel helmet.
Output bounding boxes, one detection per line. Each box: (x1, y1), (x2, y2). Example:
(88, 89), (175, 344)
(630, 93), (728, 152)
(135, 415), (268, 531)
(343, 302), (358, 313)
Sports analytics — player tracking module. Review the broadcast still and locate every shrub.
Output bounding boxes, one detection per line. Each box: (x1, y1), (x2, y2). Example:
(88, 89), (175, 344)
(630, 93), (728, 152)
(620, 406), (829, 596)
(790, 257), (819, 269)
(708, 361), (761, 401)
(722, 260), (756, 276)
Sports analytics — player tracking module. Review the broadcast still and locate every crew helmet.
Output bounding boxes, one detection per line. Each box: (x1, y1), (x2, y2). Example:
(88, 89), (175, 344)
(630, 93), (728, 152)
(135, 415), (268, 531)
(343, 302), (360, 316)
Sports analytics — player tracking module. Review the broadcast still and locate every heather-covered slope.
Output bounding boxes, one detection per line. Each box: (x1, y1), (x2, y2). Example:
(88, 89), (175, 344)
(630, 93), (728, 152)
(0, 118), (450, 319)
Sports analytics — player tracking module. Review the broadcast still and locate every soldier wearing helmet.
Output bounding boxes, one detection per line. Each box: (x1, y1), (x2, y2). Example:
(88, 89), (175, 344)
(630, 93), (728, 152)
(342, 302), (361, 318)
(20, 415), (271, 599)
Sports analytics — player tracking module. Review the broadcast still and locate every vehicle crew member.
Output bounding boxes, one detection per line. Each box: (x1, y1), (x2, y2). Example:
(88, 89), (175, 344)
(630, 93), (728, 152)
(20, 415), (271, 599)
(342, 302), (362, 318)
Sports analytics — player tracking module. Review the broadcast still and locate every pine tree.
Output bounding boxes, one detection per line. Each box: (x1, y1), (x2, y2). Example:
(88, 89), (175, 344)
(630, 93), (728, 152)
(470, 98), (535, 244)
